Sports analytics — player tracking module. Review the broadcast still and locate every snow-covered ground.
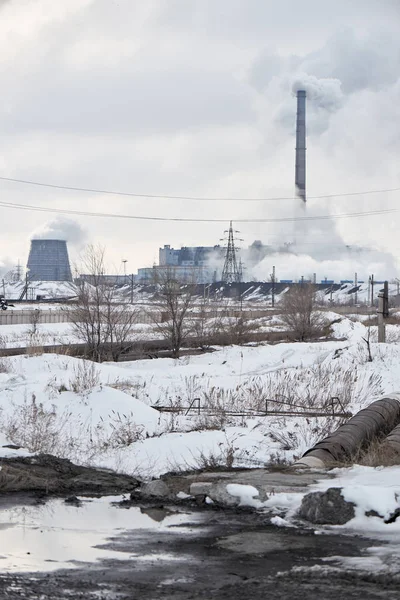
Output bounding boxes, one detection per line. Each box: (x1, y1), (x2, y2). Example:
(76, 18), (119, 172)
(0, 321), (159, 348)
(1, 312), (400, 573)
(0, 314), (398, 474)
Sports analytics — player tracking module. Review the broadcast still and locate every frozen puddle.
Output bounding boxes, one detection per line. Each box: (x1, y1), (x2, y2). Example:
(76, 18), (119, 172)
(0, 496), (201, 572)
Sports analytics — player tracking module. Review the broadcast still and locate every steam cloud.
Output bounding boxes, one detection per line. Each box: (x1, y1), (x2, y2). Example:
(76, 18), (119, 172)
(243, 26), (400, 281)
(247, 245), (397, 282)
(30, 217), (87, 246)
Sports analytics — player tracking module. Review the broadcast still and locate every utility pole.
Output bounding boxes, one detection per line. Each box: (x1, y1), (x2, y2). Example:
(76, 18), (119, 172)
(122, 259), (128, 285)
(130, 274), (134, 304)
(354, 272), (358, 306)
(371, 274), (374, 307)
(271, 265), (276, 308)
(378, 281), (389, 343)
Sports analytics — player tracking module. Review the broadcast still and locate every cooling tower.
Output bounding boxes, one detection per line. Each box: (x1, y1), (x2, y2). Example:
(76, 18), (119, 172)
(295, 89), (306, 202)
(27, 239), (73, 282)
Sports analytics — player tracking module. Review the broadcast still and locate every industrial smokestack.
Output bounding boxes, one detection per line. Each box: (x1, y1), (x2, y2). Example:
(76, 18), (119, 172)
(295, 89), (306, 202)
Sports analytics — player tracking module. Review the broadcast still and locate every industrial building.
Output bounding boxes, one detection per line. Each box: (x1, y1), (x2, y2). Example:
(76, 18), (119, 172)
(136, 264), (213, 284)
(27, 239), (72, 282)
(159, 244), (223, 267)
(134, 244), (224, 284)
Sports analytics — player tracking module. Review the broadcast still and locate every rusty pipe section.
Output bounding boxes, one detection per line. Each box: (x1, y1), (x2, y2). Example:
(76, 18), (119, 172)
(294, 394), (400, 468)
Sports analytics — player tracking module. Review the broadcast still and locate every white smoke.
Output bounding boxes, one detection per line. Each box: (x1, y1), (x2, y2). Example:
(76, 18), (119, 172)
(30, 217), (87, 246)
(250, 246), (397, 282)
(292, 74), (343, 113)
(244, 27), (400, 281)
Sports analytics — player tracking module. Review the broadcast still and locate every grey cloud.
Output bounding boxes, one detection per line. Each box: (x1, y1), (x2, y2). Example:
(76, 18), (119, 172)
(1, 66), (254, 136)
(0, 0), (399, 276)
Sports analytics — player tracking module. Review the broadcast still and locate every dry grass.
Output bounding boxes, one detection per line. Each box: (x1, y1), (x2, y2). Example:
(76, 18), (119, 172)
(363, 315), (400, 327)
(355, 438), (400, 467)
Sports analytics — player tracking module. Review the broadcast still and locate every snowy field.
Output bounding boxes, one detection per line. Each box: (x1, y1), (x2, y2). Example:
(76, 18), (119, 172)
(0, 314), (399, 476)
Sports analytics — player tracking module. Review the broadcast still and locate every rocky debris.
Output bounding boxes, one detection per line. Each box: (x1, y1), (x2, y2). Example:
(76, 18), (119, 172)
(138, 479), (172, 499)
(207, 483), (245, 507)
(365, 509), (383, 519)
(298, 487), (356, 525)
(189, 481), (213, 500)
(64, 495), (82, 506)
(385, 507), (400, 524)
(0, 454), (140, 496)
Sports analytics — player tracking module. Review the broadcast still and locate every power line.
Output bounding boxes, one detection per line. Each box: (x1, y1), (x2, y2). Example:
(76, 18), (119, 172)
(0, 175), (399, 202)
(0, 199), (397, 223)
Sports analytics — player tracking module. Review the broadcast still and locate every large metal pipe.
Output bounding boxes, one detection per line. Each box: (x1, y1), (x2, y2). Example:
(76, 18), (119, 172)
(380, 422), (400, 454)
(295, 89), (306, 203)
(294, 394), (400, 468)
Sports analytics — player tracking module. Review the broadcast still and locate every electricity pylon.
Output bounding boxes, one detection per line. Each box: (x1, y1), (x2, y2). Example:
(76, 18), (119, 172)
(221, 221), (242, 283)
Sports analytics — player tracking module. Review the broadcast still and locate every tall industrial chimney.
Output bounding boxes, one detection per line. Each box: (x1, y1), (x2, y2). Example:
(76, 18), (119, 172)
(295, 89), (306, 202)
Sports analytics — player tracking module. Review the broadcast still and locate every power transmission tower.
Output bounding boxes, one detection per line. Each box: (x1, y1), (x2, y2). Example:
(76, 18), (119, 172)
(221, 221), (242, 284)
(15, 260), (22, 281)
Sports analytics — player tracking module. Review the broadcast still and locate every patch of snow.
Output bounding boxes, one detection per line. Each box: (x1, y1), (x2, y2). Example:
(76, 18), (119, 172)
(226, 483), (261, 508)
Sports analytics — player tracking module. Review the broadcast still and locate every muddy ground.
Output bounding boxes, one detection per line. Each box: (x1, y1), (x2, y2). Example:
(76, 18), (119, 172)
(0, 454), (140, 496)
(0, 498), (399, 599)
(0, 456), (399, 599)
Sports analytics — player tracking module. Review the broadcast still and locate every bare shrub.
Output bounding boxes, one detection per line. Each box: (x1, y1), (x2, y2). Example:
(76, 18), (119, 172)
(28, 308), (42, 336)
(269, 416), (347, 456)
(26, 333), (44, 356)
(189, 299), (216, 351)
(280, 283), (328, 341)
(4, 393), (72, 454)
(188, 434), (247, 471)
(0, 358), (11, 373)
(69, 361), (101, 398)
(362, 326), (373, 362)
(193, 387), (232, 430)
(100, 410), (144, 449)
(107, 377), (148, 400)
(214, 310), (261, 346)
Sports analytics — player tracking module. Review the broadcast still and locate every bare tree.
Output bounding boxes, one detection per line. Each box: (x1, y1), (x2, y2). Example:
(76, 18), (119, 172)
(68, 245), (138, 362)
(280, 283), (327, 341)
(152, 268), (196, 358)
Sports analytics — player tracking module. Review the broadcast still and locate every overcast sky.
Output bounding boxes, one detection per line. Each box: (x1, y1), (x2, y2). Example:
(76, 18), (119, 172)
(0, 0), (399, 277)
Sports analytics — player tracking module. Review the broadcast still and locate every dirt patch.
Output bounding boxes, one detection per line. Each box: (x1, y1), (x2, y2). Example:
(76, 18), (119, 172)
(0, 454), (140, 496)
